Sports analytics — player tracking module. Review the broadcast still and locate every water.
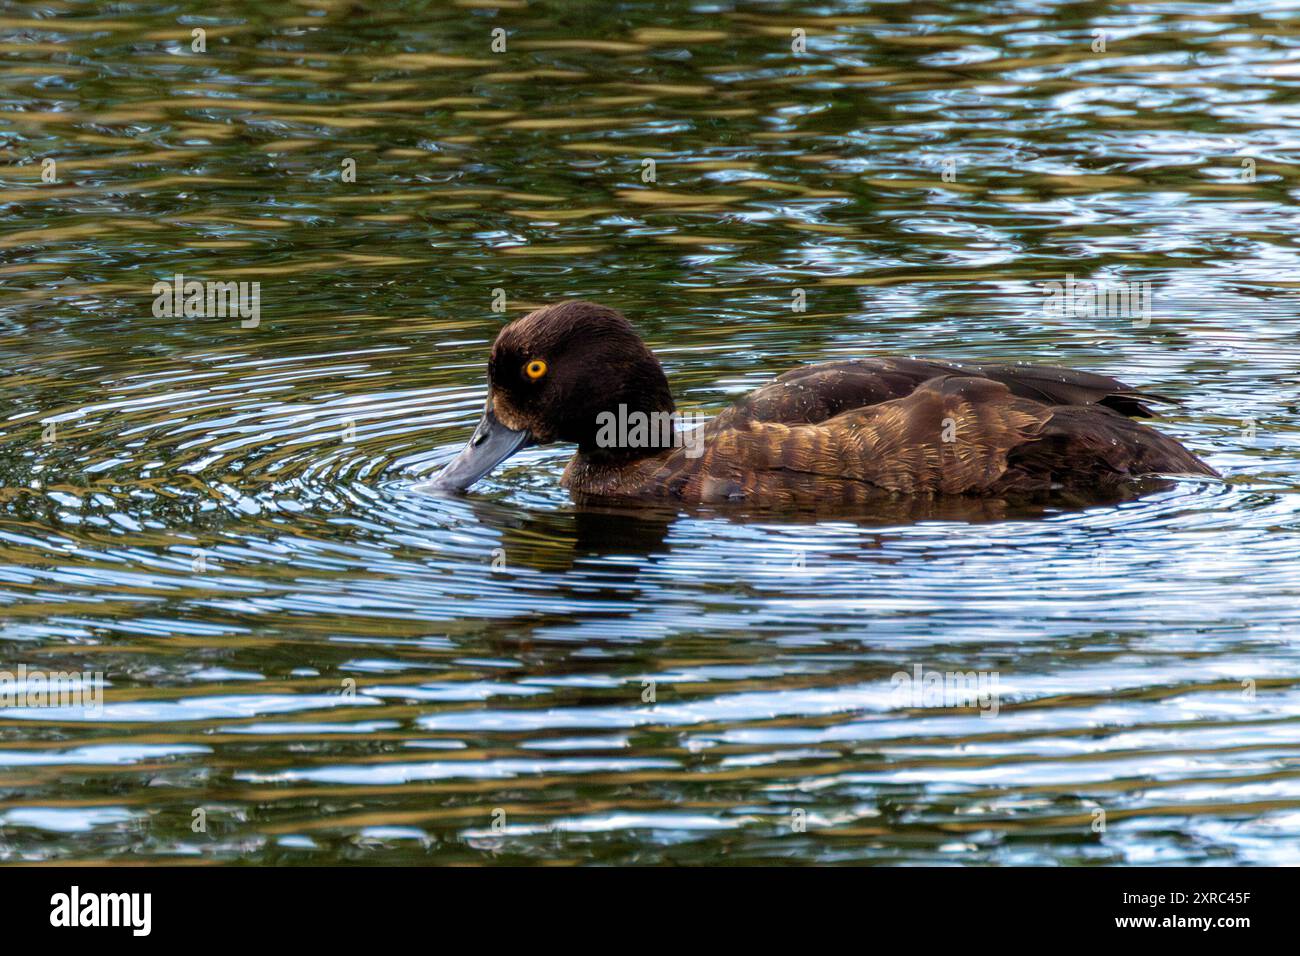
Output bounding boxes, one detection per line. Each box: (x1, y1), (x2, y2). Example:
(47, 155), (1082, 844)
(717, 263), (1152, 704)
(2, 0), (1299, 865)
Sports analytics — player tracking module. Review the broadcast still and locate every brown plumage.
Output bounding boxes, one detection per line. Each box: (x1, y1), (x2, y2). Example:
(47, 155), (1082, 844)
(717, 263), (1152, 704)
(430, 300), (1219, 507)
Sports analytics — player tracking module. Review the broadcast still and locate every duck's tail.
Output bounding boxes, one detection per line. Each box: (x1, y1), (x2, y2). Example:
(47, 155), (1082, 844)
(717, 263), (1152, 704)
(1008, 404), (1219, 485)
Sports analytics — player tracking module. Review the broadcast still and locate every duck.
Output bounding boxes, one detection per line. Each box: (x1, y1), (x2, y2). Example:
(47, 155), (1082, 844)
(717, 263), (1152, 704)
(430, 300), (1218, 506)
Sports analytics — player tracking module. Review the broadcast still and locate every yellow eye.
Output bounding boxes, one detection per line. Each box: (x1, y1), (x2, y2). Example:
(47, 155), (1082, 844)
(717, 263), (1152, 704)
(524, 359), (548, 380)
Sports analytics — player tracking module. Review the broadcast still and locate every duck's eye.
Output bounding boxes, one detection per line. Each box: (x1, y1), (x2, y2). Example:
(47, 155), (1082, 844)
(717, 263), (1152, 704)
(524, 359), (548, 381)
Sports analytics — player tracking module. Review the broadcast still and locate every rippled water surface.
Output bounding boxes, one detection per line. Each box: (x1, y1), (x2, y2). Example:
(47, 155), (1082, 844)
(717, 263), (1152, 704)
(2, 0), (1300, 865)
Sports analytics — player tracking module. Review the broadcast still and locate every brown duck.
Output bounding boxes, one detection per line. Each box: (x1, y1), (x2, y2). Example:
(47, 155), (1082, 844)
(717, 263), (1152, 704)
(431, 300), (1217, 506)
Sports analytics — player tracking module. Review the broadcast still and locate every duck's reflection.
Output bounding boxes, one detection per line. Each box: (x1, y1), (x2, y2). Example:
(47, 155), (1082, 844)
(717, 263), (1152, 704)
(416, 477), (1182, 574)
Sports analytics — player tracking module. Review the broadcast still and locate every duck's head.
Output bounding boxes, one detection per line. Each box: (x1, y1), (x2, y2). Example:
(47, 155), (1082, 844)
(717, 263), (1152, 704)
(431, 300), (674, 492)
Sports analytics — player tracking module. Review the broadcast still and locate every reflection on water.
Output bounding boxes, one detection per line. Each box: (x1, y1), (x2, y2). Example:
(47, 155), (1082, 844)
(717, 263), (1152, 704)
(1, 0), (1299, 864)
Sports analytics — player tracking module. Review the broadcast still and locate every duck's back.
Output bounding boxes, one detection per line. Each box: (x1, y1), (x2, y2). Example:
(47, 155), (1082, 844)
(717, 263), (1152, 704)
(562, 357), (1217, 505)
(732, 356), (1170, 424)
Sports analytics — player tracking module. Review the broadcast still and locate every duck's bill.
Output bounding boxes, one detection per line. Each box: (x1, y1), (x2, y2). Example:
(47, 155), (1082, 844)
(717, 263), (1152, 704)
(429, 407), (532, 492)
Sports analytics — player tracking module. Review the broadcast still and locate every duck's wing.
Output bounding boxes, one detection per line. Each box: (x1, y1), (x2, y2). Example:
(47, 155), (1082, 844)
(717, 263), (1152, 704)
(729, 357), (958, 426)
(944, 362), (1175, 418)
(733, 357), (1175, 426)
(636, 376), (1214, 505)
(683, 376), (1053, 501)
